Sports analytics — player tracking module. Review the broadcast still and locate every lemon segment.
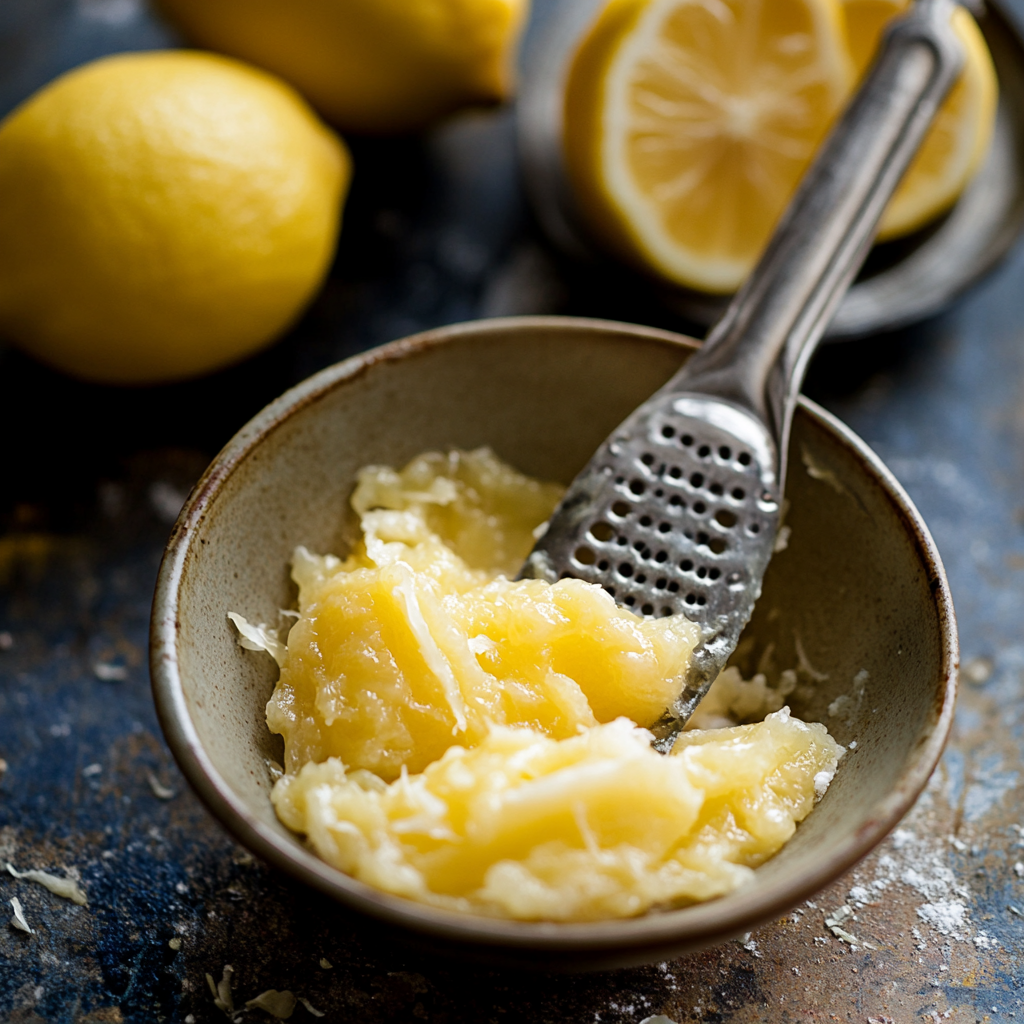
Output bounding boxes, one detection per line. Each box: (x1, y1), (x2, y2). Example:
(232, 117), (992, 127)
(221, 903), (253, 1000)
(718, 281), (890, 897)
(157, 0), (530, 134)
(842, 0), (997, 240)
(565, 0), (854, 293)
(0, 51), (350, 384)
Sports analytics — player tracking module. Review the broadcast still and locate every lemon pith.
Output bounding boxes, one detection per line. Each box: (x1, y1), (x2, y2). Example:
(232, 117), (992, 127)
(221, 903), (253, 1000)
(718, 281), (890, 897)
(0, 51), (350, 384)
(156, 0), (530, 134)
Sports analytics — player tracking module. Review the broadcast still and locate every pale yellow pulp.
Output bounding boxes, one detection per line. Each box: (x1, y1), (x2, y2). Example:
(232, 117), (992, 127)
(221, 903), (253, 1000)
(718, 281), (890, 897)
(267, 448), (703, 780)
(563, 0), (854, 293)
(274, 711), (841, 919)
(257, 448), (843, 920)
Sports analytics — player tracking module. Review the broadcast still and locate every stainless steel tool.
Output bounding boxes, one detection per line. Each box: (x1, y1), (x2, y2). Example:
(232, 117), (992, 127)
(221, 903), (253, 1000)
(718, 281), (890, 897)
(519, 0), (965, 749)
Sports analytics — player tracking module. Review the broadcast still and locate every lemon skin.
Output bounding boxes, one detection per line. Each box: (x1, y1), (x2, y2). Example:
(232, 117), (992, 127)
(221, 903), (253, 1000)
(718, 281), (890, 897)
(156, 0), (530, 134)
(0, 51), (350, 385)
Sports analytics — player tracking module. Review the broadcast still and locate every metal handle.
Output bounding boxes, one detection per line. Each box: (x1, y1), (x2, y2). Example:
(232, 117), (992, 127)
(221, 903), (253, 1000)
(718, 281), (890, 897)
(666, 0), (965, 482)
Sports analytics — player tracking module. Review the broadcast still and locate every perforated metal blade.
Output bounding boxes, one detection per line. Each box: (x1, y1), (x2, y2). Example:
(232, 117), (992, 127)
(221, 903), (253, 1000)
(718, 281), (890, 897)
(521, 392), (780, 750)
(519, 0), (964, 746)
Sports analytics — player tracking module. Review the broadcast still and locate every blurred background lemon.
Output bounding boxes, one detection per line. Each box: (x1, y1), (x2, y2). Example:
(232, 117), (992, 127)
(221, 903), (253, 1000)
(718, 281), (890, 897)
(0, 0), (998, 386)
(0, 50), (350, 384)
(156, 0), (531, 134)
(563, 0), (997, 294)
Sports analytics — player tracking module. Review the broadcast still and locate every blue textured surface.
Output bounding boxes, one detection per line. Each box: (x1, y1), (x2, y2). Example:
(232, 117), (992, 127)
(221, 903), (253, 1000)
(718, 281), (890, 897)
(3, 1), (1024, 1021)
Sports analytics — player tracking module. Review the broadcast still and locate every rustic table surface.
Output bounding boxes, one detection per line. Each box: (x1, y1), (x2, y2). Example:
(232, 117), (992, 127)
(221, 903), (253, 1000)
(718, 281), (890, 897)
(2, 1), (1024, 1021)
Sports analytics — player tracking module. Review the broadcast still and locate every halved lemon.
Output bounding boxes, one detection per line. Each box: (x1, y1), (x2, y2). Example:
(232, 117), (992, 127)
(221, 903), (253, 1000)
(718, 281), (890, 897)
(843, 0), (997, 240)
(564, 0), (854, 293)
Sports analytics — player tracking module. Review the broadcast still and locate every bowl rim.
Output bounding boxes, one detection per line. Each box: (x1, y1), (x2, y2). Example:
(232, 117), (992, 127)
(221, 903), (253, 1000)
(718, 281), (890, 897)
(150, 314), (959, 960)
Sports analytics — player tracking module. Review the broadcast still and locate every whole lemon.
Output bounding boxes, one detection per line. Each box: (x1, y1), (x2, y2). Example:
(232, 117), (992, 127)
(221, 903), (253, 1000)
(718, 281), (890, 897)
(156, 0), (530, 134)
(0, 51), (350, 384)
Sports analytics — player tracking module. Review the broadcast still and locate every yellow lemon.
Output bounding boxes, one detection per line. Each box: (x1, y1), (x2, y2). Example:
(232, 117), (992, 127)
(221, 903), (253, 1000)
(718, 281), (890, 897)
(156, 0), (530, 134)
(842, 0), (997, 239)
(0, 51), (350, 384)
(564, 0), (854, 293)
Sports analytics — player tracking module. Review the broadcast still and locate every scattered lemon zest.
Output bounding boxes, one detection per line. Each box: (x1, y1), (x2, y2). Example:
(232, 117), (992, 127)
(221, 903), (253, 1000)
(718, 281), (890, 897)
(228, 613), (287, 668)
(9, 897), (33, 934)
(244, 990), (297, 1019)
(207, 965), (235, 1017)
(6, 863), (87, 906)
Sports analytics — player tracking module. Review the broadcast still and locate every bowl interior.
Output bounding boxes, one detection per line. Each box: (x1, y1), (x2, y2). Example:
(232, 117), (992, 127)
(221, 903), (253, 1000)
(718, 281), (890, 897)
(152, 317), (955, 968)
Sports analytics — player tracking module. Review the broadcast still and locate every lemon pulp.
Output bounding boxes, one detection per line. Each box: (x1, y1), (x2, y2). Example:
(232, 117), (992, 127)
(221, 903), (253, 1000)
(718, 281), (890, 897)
(273, 710), (842, 920)
(266, 448), (702, 780)
(244, 448), (843, 921)
(564, 0), (997, 293)
(564, 0), (853, 293)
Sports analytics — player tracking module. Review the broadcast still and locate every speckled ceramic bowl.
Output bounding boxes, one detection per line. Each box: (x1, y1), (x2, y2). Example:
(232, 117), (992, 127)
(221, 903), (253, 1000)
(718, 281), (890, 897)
(150, 316), (957, 970)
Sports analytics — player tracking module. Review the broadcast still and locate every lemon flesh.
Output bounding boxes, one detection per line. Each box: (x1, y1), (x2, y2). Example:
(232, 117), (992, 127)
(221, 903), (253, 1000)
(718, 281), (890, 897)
(843, 0), (997, 240)
(256, 448), (844, 920)
(565, 0), (853, 293)
(266, 448), (702, 780)
(157, 0), (530, 134)
(0, 51), (350, 384)
(273, 711), (842, 920)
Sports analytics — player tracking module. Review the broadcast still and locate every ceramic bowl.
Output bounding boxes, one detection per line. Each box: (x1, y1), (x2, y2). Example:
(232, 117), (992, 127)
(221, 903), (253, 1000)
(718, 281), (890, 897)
(150, 316), (957, 969)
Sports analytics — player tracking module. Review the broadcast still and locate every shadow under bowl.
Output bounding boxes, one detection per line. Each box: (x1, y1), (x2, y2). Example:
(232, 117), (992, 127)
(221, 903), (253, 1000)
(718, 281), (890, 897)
(150, 316), (957, 970)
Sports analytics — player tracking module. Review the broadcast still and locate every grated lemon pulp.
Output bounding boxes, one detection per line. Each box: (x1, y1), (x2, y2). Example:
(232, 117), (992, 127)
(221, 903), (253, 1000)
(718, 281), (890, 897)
(273, 710), (842, 919)
(266, 448), (703, 780)
(241, 448), (843, 920)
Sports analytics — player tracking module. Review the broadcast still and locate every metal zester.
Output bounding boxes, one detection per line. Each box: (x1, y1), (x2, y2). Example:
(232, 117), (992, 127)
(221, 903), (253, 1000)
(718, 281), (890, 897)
(519, 0), (965, 749)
